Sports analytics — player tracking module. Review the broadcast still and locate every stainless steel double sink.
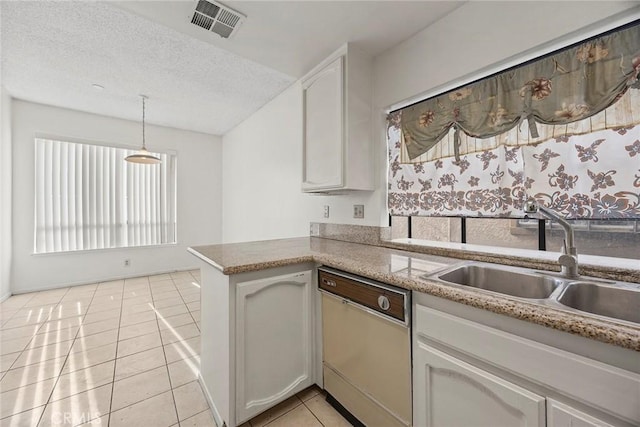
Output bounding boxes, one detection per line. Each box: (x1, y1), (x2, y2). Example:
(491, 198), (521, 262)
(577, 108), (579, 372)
(423, 262), (640, 325)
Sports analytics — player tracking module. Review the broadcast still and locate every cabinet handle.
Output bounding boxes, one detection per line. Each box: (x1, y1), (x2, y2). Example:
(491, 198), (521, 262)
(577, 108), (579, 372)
(378, 295), (390, 311)
(322, 278), (336, 287)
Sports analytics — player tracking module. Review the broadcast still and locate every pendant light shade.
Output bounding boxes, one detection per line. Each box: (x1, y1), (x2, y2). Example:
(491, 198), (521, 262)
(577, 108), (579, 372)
(125, 95), (161, 164)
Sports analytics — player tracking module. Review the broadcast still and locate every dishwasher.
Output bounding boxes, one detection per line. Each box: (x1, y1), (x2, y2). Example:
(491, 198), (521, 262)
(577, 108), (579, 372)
(318, 266), (411, 427)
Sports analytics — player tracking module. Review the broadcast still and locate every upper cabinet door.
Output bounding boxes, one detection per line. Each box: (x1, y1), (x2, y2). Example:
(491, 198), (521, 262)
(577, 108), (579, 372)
(302, 56), (344, 191)
(414, 341), (546, 427)
(301, 44), (374, 193)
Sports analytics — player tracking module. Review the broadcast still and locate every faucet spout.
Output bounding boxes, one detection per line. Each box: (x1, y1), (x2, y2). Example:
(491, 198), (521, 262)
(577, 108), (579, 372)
(523, 200), (579, 278)
(537, 206), (576, 257)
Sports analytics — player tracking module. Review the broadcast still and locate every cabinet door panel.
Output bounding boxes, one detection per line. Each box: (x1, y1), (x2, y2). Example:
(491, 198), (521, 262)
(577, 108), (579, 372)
(547, 399), (615, 427)
(236, 271), (313, 422)
(302, 57), (343, 190)
(414, 341), (545, 427)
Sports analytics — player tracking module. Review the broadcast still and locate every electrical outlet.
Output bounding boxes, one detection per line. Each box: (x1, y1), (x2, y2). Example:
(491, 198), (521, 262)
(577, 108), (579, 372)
(353, 205), (364, 219)
(124, 259), (130, 267)
(323, 205), (330, 218)
(310, 223), (320, 236)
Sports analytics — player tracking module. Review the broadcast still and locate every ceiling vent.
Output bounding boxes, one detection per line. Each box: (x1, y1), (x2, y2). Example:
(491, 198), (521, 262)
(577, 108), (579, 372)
(190, 0), (245, 39)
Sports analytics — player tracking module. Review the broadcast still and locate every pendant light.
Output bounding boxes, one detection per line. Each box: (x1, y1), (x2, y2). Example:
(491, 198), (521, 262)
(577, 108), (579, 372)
(125, 95), (161, 164)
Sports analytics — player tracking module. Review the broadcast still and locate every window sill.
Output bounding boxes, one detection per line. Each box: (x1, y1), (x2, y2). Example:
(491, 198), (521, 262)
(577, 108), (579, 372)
(32, 243), (178, 256)
(387, 238), (640, 276)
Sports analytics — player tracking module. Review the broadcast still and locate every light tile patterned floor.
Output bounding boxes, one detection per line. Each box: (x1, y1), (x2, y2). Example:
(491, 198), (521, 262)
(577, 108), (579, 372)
(0, 271), (350, 427)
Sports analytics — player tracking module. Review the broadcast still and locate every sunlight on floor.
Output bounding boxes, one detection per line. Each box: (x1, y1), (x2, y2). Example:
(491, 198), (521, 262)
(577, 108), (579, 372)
(0, 270), (349, 427)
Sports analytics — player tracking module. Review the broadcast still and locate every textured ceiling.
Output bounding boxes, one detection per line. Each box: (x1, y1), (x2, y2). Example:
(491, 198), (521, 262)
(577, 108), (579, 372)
(114, 1), (464, 78)
(0, 1), (294, 135)
(0, 1), (463, 136)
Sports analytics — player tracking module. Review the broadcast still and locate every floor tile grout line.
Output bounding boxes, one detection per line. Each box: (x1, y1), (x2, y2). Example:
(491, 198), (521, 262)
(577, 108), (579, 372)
(0, 274), (206, 425)
(0, 288), (70, 388)
(0, 292), (38, 327)
(150, 276), (181, 425)
(102, 276), (178, 425)
(180, 407), (212, 425)
(255, 396), (304, 427)
(0, 380), (215, 424)
(0, 403), (46, 422)
(105, 278), (131, 427)
(2, 286), (75, 378)
(108, 387), (175, 419)
(33, 284), (100, 427)
(301, 400), (326, 427)
(180, 272), (201, 331)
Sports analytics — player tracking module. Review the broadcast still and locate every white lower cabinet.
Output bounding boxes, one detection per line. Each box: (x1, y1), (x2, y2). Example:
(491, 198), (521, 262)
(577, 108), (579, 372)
(547, 399), (614, 427)
(412, 297), (640, 427)
(196, 261), (317, 427)
(235, 270), (314, 423)
(414, 340), (545, 427)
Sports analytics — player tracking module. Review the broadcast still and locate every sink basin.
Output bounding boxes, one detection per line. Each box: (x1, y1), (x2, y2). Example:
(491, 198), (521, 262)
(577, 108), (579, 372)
(436, 264), (563, 299)
(557, 282), (640, 324)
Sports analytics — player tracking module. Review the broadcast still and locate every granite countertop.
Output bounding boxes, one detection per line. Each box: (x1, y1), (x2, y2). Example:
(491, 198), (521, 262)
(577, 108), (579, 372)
(188, 237), (640, 352)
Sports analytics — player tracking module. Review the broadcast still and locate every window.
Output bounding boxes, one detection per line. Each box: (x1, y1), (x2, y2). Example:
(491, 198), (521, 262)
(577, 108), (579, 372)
(387, 23), (640, 262)
(390, 216), (640, 260)
(34, 138), (177, 254)
(389, 23), (640, 220)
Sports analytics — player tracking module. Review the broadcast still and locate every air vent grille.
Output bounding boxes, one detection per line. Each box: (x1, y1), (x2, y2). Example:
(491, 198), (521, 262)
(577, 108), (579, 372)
(191, 13), (213, 30)
(211, 22), (233, 38)
(195, 0), (219, 17)
(217, 9), (240, 27)
(190, 0), (245, 39)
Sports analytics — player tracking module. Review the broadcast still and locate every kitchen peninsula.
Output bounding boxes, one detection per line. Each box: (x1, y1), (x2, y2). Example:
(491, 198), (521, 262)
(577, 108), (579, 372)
(189, 236), (640, 427)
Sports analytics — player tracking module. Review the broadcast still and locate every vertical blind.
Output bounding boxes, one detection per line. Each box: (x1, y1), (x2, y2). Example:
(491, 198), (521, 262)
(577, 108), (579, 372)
(34, 138), (177, 254)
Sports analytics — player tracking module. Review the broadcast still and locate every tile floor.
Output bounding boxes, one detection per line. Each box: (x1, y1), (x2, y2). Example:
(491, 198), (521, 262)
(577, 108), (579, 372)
(0, 271), (350, 427)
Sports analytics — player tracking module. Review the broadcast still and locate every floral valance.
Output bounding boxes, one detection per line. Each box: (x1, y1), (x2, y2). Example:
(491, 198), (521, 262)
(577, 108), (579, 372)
(400, 22), (640, 161)
(388, 107), (640, 219)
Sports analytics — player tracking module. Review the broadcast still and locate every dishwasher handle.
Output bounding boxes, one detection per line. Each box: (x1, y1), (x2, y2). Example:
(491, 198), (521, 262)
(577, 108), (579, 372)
(318, 269), (409, 324)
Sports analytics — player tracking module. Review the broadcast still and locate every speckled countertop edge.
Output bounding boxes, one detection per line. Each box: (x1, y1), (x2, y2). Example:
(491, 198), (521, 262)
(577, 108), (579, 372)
(189, 238), (640, 352)
(381, 241), (640, 283)
(314, 253), (640, 352)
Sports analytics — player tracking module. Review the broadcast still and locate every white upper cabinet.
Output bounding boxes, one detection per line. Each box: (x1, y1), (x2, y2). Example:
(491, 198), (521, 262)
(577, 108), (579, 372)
(301, 44), (374, 192)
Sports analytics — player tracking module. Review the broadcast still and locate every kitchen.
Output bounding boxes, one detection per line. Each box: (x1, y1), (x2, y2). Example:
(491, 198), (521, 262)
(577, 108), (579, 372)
(1, 1), (639, 427)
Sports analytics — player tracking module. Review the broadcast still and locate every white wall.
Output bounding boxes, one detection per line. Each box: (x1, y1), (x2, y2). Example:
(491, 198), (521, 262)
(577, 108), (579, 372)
(221, 82), (386, 243)
(12, 100), (222, 293)
(0, 88), (12, 301)
(374, 1), (640, 110)
(222, 1), (639, 244)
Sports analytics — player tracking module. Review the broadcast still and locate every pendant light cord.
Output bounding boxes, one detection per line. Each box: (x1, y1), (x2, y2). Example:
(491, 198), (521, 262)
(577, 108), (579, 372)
(141, 96), (147, 150)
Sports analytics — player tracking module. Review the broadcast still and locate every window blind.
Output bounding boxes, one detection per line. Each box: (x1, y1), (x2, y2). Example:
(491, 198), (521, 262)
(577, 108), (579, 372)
(34, 138), (177, 254)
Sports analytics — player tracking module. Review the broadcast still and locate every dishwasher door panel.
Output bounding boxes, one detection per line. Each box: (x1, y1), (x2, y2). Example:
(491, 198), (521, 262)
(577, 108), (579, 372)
(322, 293), (411, 425)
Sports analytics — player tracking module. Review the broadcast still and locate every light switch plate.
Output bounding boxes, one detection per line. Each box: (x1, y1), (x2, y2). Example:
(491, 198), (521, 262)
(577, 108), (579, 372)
(323, 205), (330, 218)
(353, 205), (364, 219)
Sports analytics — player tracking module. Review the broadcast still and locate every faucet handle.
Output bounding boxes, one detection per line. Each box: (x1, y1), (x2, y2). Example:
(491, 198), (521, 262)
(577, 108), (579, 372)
(561, 239), (568, 254)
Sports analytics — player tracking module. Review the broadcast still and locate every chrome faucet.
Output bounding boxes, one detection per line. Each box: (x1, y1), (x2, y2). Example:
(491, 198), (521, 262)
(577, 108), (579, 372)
(523, 200), (579, 279)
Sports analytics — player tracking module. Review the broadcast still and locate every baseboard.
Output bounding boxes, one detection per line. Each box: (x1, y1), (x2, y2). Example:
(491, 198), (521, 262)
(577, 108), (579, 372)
(0, 291), (11, 303)
(199, 373), (225, 427)
(326, 393), (365, 427)
(10, 266), (200, 295)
